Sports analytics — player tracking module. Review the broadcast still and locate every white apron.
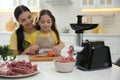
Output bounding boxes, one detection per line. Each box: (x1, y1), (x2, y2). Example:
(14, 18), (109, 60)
(36, 31), (55, 54)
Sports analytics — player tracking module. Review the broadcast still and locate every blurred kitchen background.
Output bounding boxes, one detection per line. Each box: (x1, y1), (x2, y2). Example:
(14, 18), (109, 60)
(0, 0), (120, 33)
(0, 0), (120, 62)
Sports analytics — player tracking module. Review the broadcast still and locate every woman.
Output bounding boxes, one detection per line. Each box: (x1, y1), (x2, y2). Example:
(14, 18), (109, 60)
(23, 9), (65, 56)
(9, 5), (36, 55)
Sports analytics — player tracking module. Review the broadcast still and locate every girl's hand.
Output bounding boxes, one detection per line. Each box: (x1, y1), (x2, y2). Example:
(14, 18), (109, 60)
(67, 46), (74, 58)
(51, 45), (61, 56)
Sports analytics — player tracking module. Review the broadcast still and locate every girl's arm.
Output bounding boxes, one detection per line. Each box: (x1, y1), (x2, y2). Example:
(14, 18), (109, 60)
(51, 40), (65, 55)
(58, 40), (65, 50)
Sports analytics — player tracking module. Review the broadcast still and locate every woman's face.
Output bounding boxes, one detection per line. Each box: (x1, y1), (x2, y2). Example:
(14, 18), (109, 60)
(38, 14), (52, 33)
(18, 11), (33, 29)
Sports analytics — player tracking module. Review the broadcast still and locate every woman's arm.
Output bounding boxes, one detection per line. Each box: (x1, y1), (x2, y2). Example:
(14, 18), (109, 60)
(11, 50), (19, 55)
(22, 44), (39, 55)
(9, 32), (19, 55)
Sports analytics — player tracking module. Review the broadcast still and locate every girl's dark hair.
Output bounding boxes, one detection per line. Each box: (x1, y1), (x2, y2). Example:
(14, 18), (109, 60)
(35, 9), (60, 44)
(14, 5), (31, 54)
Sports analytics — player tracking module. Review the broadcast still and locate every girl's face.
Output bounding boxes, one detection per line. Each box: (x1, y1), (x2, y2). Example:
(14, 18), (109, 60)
(18, 11), (33, 29)
(38, 14), (52, 33)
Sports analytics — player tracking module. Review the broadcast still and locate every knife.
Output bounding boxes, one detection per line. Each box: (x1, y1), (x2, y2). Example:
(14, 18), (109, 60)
(38, 49), (51, 54)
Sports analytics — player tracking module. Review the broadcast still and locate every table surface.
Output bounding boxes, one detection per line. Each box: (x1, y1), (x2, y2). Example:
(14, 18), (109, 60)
(0, 55), (120, 80)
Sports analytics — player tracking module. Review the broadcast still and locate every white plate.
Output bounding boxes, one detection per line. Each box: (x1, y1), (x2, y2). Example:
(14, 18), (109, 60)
(0, 67), (39, 78)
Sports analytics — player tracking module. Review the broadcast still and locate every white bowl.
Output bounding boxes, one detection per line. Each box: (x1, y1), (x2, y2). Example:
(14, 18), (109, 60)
(54, 60), (76, 73)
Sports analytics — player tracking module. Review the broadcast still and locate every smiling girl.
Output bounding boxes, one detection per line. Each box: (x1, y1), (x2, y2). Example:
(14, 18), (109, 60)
(23, 9), (65, 56)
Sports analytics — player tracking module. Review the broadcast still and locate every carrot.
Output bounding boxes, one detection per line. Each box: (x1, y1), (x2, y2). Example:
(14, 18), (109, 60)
(47, 51), (54, 57)
(32, 55), (46, 58)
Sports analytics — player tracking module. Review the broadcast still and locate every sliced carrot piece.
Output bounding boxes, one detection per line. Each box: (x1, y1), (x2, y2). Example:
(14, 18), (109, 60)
(32, 55), (46, 58)
(47, 51), (54, 57)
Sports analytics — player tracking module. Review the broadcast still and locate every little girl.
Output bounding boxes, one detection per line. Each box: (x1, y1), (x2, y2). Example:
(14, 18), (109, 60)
(24, 9), (65, 56)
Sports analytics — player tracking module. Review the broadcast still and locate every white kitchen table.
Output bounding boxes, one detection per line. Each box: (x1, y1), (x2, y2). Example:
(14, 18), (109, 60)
(0, 55), (120, 80)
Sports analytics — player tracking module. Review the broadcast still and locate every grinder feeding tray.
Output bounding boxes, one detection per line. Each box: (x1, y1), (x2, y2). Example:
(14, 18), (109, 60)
(70, 15), (98, 47)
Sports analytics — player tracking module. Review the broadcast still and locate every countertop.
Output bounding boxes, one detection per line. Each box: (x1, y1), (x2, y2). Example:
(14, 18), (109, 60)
(0, 55), (120, 80)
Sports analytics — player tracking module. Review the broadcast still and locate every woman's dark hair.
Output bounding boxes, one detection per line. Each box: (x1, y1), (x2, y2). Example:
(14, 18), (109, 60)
(14, 5), (31, 54)
(35, 9), (60, 44)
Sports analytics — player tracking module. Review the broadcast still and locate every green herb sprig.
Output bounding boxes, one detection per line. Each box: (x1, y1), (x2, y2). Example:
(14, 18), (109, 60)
(0, 45), (16, 61)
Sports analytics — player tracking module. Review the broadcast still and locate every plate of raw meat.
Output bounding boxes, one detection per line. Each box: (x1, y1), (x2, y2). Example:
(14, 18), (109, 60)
(0, 60), (39, 78)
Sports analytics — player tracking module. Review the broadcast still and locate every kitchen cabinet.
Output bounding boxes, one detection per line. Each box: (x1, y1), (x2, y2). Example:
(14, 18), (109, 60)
(98, 0), (114, 8)
(79, 0), (95, 8)
(13, 0), (40, 9)
(79, 0), (120, 8)
(0, 32), (12, 46)
(0, 0), (40, 10)
(60, 33), (120, 63)
(0, 0), (14, 9)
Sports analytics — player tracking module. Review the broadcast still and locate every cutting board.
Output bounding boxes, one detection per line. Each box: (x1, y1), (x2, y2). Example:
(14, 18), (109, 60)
(29, 55), (63, 62)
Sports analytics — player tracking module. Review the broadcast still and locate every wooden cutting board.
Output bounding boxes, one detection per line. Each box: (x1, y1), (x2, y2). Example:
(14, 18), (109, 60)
(29, 55), (63, 62)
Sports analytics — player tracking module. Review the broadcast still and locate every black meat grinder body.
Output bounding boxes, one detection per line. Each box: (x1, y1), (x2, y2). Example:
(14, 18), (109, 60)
(70, 15), (112, 71)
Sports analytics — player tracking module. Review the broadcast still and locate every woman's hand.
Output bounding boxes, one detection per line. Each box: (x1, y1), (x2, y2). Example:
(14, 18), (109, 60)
(67, 46), (74, 58)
